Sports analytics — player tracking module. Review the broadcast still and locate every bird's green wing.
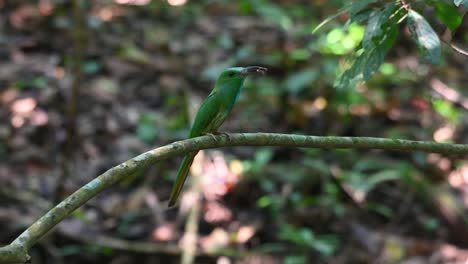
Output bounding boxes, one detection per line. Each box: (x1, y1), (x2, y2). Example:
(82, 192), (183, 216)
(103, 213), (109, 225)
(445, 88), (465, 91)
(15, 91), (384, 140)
(168, 90), (222, 206)
(189, 90), (222, 137)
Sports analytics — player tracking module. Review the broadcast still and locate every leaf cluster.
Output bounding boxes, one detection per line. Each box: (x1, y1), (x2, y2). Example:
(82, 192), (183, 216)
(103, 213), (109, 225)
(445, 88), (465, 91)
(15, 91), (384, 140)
(315, 0), (466, 89)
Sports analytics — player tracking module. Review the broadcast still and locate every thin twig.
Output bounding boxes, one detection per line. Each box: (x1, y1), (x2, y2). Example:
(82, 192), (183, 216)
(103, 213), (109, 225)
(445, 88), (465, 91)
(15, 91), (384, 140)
(445, 41), (468, 57)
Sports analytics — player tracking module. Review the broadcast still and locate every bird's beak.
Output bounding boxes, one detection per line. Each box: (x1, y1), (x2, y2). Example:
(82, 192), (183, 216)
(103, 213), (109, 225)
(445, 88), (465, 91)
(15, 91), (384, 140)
(241, 66), (268, 76)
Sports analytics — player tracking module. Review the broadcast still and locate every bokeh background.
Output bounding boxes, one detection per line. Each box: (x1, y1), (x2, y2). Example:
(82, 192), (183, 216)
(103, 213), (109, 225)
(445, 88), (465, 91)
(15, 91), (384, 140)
(1, 0), (468, 263)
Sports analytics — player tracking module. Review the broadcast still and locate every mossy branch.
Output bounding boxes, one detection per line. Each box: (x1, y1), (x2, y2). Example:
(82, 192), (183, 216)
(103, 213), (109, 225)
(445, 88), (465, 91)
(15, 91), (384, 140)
(1, 133), (467, 263)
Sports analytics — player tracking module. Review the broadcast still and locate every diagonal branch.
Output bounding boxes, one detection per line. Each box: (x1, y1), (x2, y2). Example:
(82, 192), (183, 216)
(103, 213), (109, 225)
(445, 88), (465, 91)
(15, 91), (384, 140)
(1, 133), (467, 263)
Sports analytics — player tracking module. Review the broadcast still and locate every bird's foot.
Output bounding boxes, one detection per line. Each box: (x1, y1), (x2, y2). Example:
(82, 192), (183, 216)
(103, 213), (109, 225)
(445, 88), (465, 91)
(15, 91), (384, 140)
(216, 132), (232, 142)
(203, 132), (219, 142)
(202, 132), (232, 142)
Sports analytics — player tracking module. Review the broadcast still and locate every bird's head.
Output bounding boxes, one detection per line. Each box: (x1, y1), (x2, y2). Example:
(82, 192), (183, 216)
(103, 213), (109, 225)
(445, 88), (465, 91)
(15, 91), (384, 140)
(216, 66), (267, 86)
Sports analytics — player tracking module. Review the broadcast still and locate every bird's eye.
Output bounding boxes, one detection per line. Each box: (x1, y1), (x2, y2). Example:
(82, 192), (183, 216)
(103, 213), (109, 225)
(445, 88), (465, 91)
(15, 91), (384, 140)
(228, 72), (235, 77)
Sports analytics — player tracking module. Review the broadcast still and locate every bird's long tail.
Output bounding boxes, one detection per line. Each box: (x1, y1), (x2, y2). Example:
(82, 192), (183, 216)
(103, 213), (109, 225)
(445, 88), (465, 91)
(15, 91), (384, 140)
(168, 151), (198, 207)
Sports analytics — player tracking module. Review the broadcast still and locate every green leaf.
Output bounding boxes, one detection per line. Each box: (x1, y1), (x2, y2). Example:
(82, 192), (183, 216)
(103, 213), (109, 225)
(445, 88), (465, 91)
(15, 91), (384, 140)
(336, 3), (401, 89)
(367, 202), (394, 218)
(253, 1), (292, 30)
(407, 10), (442, 64)
(362, 4), (400, 52)
(59, 245), (82, 256)
(424, 217), (440, 230)
(454, 0), (468, 8)
(255, 148), (274, 166)
(311, 234), (340, 256)
(312, 0), (378, 34)
(430, 1), (463, 32)
(364, 170), (401, 192)
(279, 225), (339, 256)
(137, 113), (159, 143)
(349, 0), (379, 17)
(83, 60), (101, 74)
(344, 169), (401, 195)
(257, 195), (274, 208)
(119, 43), (151, 64)
(312, 7), (349, 34)
(432, 99), (460, 123)
(284, 69), (319, 94)
(284, 255), (307, 264)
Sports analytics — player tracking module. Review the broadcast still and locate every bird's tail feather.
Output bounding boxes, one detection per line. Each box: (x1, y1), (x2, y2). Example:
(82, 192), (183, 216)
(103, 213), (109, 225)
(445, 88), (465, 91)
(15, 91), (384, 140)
(168, 151), (198, 207)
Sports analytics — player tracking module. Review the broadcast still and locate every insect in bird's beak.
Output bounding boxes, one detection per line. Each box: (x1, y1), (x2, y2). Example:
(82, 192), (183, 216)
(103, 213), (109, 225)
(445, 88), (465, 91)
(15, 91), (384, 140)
(241, 66), (268, 76)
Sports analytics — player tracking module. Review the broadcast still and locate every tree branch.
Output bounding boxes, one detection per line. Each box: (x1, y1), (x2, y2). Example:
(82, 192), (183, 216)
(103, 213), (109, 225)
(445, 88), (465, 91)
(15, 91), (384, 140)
(1, 133), (467, 263)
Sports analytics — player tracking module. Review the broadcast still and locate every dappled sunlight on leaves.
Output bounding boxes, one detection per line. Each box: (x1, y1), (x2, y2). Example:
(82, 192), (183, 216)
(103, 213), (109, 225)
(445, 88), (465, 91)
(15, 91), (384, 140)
(395, 55), (420, 72)
(9, 4), (41, 29)
(237, 255), (280, 264)
(431, 78), (468, 109)
(229, 159), (244, 176)
(0, 89), (18, 104)
(437, 244), (468, 263)
(115, 0), (150, 6)
(97, 8), (114, 22)
(38, 0), (54, 16)
(30, 109), (48, 126)
(201, 151), (240, 201)
(448, 165), (468, 188)
(10, 115), (25, 128)
(204, 201), (232, 224)
(179, 231), (197, 252)
(11, 97), (36, 115)
(349, 104), (371, 116)
(167, 0), (188, 6)
(447, 164), (468, 207)
(433, 125), (455, 143)
(234, 225), (256, 244)
(54, 66), (65, 79)
(216, 256), (231, 264)
(387, 108), (402, 121)
(427, 153), (452, 172)
(9, 97), (49, 128)
(180, 190), (199, 213)
(200, 228), (229, 253)
(152, 223), (176, 241)
(301, 97), (328, 117)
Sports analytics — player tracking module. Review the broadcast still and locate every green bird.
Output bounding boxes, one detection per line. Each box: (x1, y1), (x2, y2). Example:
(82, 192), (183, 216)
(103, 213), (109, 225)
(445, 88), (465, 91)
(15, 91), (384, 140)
(168, 66), (267, 207)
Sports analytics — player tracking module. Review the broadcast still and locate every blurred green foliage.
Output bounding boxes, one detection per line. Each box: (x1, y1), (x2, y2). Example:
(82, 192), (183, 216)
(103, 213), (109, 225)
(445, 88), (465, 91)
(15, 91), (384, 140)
(279, 224), (339, 256)
(137, 113), (159, 143)
(316, 0), (465, 89)
(14, 77), (48, 90)
(2, 0), (467, 262)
